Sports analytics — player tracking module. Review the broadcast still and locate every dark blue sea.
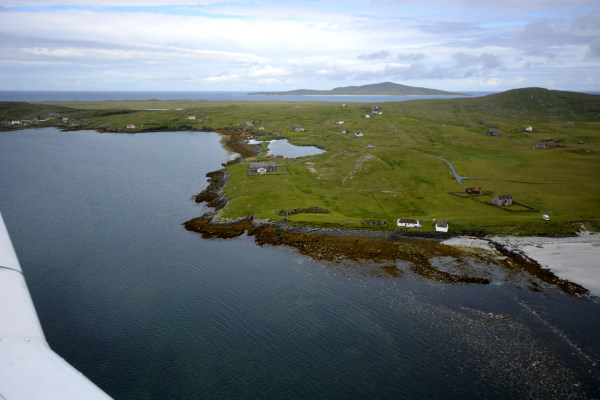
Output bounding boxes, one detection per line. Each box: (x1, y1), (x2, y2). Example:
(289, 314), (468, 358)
(1, 128), (599, 399)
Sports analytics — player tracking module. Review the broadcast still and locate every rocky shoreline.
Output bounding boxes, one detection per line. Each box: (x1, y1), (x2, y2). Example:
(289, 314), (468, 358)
(185, 162), (590, 298)
(42, 124), (590, 297)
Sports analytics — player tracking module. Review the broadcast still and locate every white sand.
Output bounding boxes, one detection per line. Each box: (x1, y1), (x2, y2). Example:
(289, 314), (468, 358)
(444, 234), (600, 296)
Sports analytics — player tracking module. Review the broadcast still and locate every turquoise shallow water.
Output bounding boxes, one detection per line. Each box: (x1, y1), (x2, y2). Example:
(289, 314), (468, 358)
(1, 128), (599, 399)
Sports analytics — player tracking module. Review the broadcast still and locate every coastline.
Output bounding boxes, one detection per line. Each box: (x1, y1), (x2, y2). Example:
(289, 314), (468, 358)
(5, 125), (598, 296)
(185, 160), (593, 298)
(487, 234), (600, 296)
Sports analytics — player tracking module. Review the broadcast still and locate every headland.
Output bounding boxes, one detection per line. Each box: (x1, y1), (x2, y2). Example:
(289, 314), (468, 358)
(2, 87), (600, 295)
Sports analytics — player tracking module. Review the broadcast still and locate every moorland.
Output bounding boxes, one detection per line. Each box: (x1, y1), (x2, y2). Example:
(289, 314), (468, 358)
(2, 87), (599, 237)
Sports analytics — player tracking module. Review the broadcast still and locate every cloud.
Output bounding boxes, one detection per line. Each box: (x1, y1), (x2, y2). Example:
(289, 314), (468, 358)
(358, 50), (391, 60)
(199, 73), (240, 83)
(0, 0), (598, 91)
(0, 32), (266, 65)
(397, 52), (426, 62)
(452, 52), (503, 69)
(590, 37), (600, 57)
(246, 65), (288, 79)
(2, 0), (220, 6)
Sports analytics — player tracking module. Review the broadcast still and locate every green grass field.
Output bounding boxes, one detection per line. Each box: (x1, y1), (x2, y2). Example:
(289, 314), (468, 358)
(3, 88), (599, 235)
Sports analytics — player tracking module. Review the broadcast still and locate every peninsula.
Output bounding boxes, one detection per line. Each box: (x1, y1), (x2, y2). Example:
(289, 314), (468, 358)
(248, 81), (465, 96)
(2, 87), (599, 295)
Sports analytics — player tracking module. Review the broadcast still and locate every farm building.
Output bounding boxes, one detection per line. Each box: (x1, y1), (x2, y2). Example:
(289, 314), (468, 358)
(525, 126), (533, 132)
(127, 124), (136, 129)
(397, 218), (422, 228)
(355, 132), (363, 137)
(466, 187), (483, 194)
(247, 162), (280, 175)
(435, 220), (449, 232)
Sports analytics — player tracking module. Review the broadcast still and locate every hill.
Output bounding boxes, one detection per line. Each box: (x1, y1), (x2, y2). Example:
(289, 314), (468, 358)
(249, 82), (465, 96)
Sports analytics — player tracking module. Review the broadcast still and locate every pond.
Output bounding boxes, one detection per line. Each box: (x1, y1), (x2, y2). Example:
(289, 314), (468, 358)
(265, 139), (326, 158)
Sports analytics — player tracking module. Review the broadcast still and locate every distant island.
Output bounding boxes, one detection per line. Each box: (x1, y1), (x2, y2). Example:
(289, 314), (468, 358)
(248, 81), (466, 96)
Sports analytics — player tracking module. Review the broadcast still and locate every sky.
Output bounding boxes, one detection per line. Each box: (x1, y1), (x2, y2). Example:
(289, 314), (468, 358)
(0, 0), (599, 92)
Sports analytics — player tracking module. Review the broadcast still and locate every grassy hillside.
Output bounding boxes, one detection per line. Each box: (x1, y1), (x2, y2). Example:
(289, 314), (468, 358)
(2, 88), (599, 235)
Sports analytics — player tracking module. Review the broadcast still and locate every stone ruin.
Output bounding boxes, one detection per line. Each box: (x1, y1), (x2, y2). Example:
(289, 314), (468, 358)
(491, 194), (513, 207)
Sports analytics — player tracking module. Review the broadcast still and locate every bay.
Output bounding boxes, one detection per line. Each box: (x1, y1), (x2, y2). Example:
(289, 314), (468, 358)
(0, 128), (599, 399)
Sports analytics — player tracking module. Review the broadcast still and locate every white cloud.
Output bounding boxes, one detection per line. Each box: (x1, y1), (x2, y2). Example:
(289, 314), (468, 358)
(246, 65), (288, 78)
(199, 73), (240, 83)
(0, 1), (598, 91)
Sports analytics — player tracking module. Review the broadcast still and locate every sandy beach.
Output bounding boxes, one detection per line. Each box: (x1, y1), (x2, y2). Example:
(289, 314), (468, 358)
(444, 233), (600, 296)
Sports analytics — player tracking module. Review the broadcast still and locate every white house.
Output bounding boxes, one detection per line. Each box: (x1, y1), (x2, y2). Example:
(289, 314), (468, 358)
(525, 126), (533, 132)
(126, 124), (136, 129)
(397, 218), (421, 228)
(337, 120), (344, 124)
(365, 114), (371, 118)
(435, 220), (449, 232)
(355, 132), (363, 137)
(187, 115), (196, 120)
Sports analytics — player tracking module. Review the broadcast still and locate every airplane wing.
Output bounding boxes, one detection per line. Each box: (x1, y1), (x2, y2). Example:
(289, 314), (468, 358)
(0, 212), (112, 399)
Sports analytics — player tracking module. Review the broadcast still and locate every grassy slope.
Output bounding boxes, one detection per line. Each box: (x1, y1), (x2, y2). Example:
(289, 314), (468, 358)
(5, 88), (600, 234)
(219, 89), (600, 234)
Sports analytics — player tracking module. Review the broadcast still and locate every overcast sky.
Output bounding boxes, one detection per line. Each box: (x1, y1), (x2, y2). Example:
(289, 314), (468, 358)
(1, 0), (599, 92)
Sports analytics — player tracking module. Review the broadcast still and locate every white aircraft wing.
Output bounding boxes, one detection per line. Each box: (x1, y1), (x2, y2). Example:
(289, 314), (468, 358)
(0, 212), (112, 399)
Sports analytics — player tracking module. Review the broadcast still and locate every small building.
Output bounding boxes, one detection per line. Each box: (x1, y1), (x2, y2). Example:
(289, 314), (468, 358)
(355, 132), (363, 137)
(397, 218), (422, 228)
(187, 115), (196, 120)
(435, 220), (449, 233)
(248, 162), (280, 175)
(534, 143), (550, 149)
(491, 194), (513, 207)
(340, 130), (348, 134)
(127, 124), (136, 129)
(525, 126), (533, 132)
(487, 129), (501, 137)
(291, 127), (305, 132)
(365, 114), (371, 118)
(337, 120), (344, 124)
(466, 187), (482, 194)
(245, 121), (254, 127)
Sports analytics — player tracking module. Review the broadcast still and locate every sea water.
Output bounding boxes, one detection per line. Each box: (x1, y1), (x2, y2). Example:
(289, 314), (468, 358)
(0, 128), (599, 399)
